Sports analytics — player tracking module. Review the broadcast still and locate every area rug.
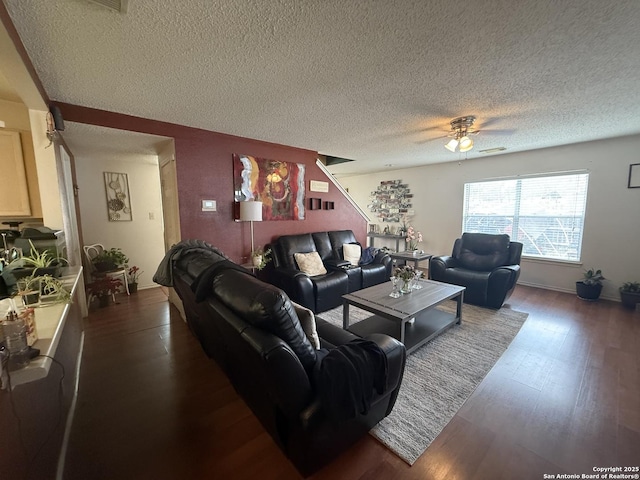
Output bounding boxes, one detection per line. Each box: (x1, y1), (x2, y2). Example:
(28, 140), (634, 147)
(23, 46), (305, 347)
(318, 301), (528, 465)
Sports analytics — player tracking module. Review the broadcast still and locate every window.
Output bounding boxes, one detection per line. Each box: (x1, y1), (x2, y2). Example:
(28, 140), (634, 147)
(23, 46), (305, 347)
(463, 172), (589, 261)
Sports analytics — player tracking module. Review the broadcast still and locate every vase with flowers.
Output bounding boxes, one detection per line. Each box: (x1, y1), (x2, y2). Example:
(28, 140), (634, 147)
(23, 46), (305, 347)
(394, 265), (417, 294)
(405, 225), (423, 253)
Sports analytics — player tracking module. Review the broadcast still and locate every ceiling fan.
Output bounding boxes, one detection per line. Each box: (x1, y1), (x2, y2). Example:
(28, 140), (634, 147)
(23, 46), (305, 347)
(443, 116), (478, 152)
(415, 115), (515, 151)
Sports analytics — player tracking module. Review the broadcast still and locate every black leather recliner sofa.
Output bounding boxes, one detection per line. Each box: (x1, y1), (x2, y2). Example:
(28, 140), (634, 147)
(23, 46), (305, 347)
(265, 230), (392, 313)
(429, 233), (523, 309)
(156, 241), (406, 476)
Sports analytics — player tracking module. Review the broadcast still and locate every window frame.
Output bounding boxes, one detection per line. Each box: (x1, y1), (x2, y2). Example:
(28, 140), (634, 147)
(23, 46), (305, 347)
(462, 171), (590, 263)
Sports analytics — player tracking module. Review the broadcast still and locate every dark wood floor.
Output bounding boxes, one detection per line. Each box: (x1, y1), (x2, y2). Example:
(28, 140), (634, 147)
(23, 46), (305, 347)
(63, 286), (640, 480)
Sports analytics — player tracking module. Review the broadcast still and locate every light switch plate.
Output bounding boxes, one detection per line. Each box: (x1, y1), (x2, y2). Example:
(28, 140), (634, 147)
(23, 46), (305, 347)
(201, 199), (216, 211)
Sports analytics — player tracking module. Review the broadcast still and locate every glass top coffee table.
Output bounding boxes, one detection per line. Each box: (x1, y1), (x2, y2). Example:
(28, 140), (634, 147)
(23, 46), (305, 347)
(342, 279), (465, 354)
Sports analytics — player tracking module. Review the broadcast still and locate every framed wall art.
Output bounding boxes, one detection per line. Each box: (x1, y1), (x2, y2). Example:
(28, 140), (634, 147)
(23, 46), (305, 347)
(104, 171), (132, 221)
(233, 154), (306, 221)
(367, 179), (413, 222)
(628, 163), (640, 188)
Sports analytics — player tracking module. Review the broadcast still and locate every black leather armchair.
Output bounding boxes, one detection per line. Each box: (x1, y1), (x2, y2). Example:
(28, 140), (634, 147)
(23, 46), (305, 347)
(164, 244), (406, 476)
(429, 233), (522, 309)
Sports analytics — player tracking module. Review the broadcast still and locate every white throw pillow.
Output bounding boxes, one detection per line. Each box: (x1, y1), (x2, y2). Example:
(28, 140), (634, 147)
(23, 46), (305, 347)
(294, 251), (327, 276)
(291, 301), (321, 349)
(342, 243), (361, 266)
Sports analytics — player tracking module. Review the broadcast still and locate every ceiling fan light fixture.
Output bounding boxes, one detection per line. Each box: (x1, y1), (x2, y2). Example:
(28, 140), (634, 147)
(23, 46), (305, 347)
(459, 136), (473, 152)
(444, 138), (459, 152)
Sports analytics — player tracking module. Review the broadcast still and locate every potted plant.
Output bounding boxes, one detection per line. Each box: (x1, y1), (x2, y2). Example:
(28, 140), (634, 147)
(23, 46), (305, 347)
(87, 276), (123, 308)
(6, 240), (67, 283)
(576, 268), (605, 301)
(619, 281), (640, 310)
(250, 246), (272, 270)
(127, 265), (143, 293)
(92, 248), (129, 272)
(16, 273), (71, 306)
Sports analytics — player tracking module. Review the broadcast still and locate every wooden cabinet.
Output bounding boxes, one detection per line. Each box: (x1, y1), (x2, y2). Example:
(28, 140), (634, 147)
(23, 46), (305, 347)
(0, 129), (31, 216)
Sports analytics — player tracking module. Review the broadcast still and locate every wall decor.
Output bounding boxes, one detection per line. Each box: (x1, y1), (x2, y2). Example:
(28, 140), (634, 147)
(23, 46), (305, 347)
(233, 154), (305, 221)
(308, 198), (322, 210)
(104, 172), (132, 221)
(367, 180), (413, 222)
(310, 180), (329, 193)
(628, 163), (640, 188)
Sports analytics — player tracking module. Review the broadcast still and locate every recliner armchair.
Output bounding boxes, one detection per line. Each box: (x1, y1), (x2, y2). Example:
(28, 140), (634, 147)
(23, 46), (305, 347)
(429, 233), (522, 309)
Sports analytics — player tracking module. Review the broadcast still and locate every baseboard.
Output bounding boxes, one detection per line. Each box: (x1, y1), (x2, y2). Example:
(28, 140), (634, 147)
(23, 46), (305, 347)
(516, 281), (620, 302)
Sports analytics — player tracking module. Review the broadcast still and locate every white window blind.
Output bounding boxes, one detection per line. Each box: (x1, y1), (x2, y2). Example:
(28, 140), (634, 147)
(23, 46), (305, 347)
(462, 172), (589, 261)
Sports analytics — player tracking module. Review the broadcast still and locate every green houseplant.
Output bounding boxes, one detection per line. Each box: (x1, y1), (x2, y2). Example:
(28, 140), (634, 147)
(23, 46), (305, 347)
(576, 268), (605, 301)
(16, 273), (71, 306)
(92, 248), (129, 272)
(7, 240), (67, 283)
(619, 281), (640, 310)
(250, 246), (272, 270)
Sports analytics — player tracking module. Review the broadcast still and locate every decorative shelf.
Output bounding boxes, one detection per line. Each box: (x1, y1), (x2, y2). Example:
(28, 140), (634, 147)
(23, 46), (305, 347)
(309, 197), (322, 210)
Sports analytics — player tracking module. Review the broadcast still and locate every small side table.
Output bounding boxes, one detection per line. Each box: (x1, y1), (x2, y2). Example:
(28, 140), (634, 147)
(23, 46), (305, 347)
(240, 263), (258, 273)
(390, 251), (432, 270)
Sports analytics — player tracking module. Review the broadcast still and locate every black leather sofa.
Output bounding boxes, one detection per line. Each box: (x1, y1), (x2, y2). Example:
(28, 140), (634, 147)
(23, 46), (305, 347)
(158, 241), (406, 476)
(265, 230), (393, 313)
(429, 233), (523, 309)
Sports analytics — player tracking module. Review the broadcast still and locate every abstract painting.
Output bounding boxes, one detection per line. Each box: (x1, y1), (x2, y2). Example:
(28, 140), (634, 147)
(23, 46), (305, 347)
(104, 171), (132, 221)
(233, 154), (305, 221)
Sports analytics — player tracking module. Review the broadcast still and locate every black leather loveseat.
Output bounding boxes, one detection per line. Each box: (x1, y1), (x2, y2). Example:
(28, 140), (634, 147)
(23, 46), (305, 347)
(265, 230), (393, 313)
(155, 240), (406, 476)
(429, 233), (522, 309)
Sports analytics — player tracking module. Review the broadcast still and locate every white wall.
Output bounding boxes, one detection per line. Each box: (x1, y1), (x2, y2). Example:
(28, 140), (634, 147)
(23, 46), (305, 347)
(338, 134), (640, 301)
(74, 152), (165, 290)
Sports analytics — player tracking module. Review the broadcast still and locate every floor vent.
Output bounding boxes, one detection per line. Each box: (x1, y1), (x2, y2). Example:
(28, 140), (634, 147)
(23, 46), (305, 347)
(87, 0), (128, 13)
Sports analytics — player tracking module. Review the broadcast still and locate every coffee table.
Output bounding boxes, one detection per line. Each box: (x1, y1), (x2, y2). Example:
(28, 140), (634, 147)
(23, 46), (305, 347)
(342, 279), (465, 354)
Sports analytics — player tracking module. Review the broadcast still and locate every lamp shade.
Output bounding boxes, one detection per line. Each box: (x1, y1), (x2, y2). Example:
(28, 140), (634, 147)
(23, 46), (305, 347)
(459, 136), (473, 152)
(444, 138), (459, 152)
(239, 201), (263, 222)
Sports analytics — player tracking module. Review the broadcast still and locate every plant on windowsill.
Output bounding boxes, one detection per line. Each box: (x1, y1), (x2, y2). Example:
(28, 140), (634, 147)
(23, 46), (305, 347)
(576, 268), (605, 301)
(127, 265), (143, 293)
(87, 276), (123, 308)
(92, 248), (129, 272)
(619, 281), (640, 310)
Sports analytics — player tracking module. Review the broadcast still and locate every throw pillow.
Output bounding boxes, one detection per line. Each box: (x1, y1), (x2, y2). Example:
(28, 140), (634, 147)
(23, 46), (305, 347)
(294, 251), (327, 276)
(291, 301), (321, 349)
(342, 243), (362, 266)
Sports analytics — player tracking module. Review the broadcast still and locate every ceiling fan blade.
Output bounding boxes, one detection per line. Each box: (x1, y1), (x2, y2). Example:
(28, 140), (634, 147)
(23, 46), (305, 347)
(477, 128), (516, 136)
(415, 133), (450, 145)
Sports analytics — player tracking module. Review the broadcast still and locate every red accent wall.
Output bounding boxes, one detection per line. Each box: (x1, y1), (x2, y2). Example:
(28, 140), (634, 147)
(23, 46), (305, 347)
(56, 103), (367, 262)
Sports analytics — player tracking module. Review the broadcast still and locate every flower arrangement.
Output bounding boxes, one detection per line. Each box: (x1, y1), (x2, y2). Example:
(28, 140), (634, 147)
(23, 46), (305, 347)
(393, 265), (417, 281)
(405, 225), (423, 251)
(128, 265), (143, 284)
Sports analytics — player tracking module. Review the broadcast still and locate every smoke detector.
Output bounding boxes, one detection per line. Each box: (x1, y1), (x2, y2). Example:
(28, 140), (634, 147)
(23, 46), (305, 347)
(87, 0), (129, 13)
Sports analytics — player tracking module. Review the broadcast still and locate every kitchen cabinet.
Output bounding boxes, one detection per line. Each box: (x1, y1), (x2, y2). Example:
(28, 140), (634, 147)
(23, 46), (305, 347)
(0, 129), (31, 216)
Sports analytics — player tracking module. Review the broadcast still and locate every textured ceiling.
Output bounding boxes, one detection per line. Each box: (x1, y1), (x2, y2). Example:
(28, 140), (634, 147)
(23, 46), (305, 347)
(5, 0), (640, 176)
